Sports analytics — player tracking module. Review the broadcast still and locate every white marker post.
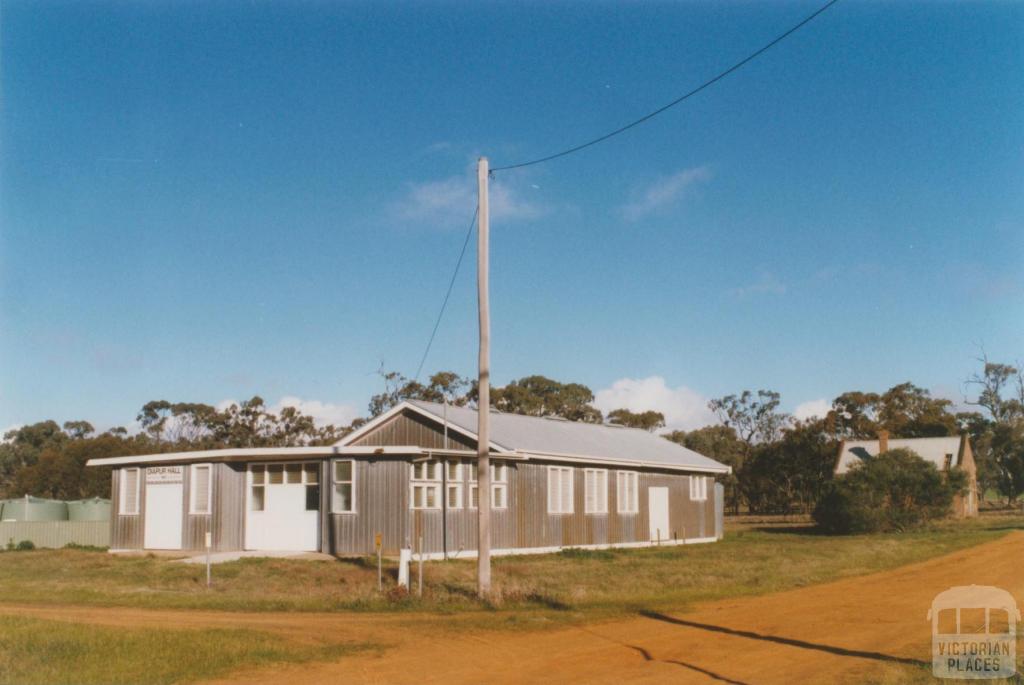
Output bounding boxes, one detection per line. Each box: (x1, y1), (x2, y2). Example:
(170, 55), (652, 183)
(204, 531), (212, 587)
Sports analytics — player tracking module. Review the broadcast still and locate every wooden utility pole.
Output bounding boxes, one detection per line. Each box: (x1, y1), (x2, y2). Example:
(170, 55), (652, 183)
(476, 156), (491, 597)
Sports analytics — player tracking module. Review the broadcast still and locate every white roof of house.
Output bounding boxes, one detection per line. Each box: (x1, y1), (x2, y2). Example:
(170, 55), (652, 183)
(835, 436), (963, 474)
(340, 400), (730, 474)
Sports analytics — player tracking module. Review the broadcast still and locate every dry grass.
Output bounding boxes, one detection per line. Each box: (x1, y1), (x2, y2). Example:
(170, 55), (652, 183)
(0, 615), (375, 685)
(0, 514), (1019, 622)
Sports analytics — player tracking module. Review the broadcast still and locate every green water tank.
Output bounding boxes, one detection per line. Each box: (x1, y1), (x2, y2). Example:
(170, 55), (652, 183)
(66, 497), (112, 522)
(0, 496), (69, 521)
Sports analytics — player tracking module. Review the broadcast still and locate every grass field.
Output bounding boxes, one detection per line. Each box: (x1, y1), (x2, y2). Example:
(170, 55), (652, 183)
(0, 514), (1020, 619)
(0, 615), (375, 685)
(0, 515), (1020, 684)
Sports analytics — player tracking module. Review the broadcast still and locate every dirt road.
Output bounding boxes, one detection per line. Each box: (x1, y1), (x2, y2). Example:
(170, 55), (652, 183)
(3, 531), (1022, 684)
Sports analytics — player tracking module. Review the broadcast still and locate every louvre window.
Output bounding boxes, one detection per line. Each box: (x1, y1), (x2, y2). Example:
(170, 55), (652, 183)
(689, 475), (708, 501)
(547, 466), (574, 514)
(616, 471), (638, 514)
(584, 469), (608, 514)
(190, 464), (212, 514)
(120, 467), (140, 515)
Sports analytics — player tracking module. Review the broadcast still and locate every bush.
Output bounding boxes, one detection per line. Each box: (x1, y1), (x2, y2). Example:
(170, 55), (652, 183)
(814, 449), (966, 534)
(15, 540), (36, 551)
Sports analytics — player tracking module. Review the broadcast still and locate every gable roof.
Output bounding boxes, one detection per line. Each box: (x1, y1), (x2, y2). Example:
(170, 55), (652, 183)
(835, 436), (965, 474)
(339, 400), (730, 474)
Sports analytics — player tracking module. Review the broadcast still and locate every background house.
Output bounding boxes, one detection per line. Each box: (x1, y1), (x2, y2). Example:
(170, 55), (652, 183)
(834, 430), (978, 518)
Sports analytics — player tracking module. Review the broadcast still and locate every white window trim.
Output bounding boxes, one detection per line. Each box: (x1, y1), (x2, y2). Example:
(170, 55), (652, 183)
(584, 468), (608, 514)
(411, 460), (442, 510)
(332, 459), (356, 514)
(548, 466), (574, 515)
(120, 467), (140, 515)
(689, 475), (708, 502)
(446, 482), (464, 509)
(189, 463), (213, 515)
(616, 471), (639, 514)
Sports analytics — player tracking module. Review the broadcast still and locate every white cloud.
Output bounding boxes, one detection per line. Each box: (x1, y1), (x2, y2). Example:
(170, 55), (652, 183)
(270, 396), (360, 429)
(593, 376), (716, 431)
(621, 166), (712, 221)
(729, 272), (787, 298)
(396, 173), (543, 228)
(215, 399), (239, 412)
(793, 399), (830, 422)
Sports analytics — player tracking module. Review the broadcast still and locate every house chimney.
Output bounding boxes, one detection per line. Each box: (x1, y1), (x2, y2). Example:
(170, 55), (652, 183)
(877, 429), (889, 454)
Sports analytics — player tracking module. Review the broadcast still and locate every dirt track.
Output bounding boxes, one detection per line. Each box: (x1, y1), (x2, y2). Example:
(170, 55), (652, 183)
(2, 531), (1022, 684)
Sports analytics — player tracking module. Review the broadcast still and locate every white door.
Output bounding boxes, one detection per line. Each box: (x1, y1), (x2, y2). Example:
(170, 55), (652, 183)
(144, 466), (183, 550)
(245, 462), (319, 552)
(648, 487), (669, 543)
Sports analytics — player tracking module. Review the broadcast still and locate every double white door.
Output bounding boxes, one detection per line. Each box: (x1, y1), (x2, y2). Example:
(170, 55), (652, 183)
(245, 463), (319, 551)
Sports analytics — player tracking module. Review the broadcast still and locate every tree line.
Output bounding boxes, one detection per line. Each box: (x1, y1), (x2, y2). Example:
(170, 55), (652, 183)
(2, 358), (1021, 512)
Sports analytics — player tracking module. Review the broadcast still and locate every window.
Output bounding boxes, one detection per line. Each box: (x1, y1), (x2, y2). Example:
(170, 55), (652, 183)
(465, 460), (508, 509)
(547, 466), (574, 514)
(411, 460), (441, 509)
(332, 460), (355, 513)
(190, 464), (212, 514)
(446, 460), (463, 509)
(250, 464), (265, 511)
(943, 453), (953, 470)
(467, 459), (478, 508)
(616, 471), (638, 514)
(689, 475), (708, 501)
(584, 469), (608, 514)
(120, 467), (140, 515)
(304, 463), (320, 512)
(491, 461), (508, 509)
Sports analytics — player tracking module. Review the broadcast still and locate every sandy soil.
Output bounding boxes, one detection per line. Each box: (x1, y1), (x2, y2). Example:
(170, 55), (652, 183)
(2, 531), (1021, 684)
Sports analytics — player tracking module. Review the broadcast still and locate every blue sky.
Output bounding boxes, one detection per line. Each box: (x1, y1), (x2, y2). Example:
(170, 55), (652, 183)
(2, 1), (1022, 432)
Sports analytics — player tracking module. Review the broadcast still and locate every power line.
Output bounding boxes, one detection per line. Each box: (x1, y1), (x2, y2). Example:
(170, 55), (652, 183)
(492, 0), (841, 172)
(414, 205), (479, 383)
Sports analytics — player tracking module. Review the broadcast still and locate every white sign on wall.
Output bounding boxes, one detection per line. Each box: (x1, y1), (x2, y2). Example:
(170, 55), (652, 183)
(146, 465), (183, 484)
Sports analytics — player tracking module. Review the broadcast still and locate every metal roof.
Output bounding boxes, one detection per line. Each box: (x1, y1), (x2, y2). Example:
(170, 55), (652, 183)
(835, 436), (964, 474)
(401, 400), (730, 473)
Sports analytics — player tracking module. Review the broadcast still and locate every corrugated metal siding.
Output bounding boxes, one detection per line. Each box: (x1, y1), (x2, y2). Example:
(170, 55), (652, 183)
(404, 461), (715, 554)
(111, 467), (145, 549)
(350, 411), (475, 450)
(327, 458), (409, 556)
(182, 463), (245, 552)
(0, 521), (109, 549)
(110, 408), (723, 554)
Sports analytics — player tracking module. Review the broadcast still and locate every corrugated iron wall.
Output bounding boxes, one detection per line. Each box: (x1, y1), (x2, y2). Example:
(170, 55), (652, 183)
(110, 467), (145, 549)
(350, 411), (475, 450)
(326, 457), (409, 556)
(112, 463), (246, 552)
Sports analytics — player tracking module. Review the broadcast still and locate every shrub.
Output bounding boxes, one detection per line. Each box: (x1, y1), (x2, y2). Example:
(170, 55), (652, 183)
(814, 448), (966, 534)
(15, 540), (36, 551)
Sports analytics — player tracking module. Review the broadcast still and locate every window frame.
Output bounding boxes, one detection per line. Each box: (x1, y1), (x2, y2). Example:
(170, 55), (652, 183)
(189, 463), (213, 515)
(120, 467), (141, 516)
(410, 459), (442, 510)
(491, 460), (508, 510)
(616, 471), (639, 514)
(584, 468), (608, 514)
(547, 466), (574, 515)
(332, 459), (356, 514)
(689, 475), (708, 502)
